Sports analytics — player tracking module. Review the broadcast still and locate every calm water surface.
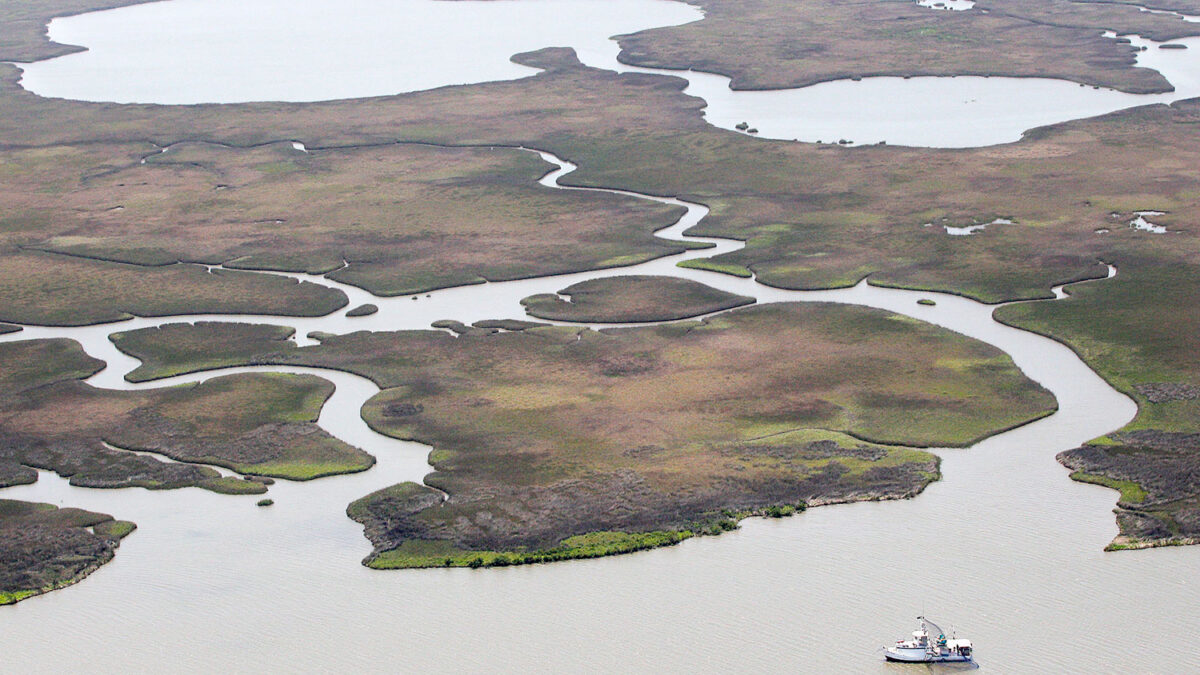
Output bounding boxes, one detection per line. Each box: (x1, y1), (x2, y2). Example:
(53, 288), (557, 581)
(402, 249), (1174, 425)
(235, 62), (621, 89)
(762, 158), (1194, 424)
(1, 150), (1195, 674)
(16, 0), (1200, 146)
(3, 2), (1199, 673)
(18, 0), (702, 104)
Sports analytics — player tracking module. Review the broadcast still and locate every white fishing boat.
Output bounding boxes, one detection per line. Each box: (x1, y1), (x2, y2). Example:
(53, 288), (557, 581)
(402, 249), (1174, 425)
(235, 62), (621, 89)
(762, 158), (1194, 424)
(884, 616), (973, 663)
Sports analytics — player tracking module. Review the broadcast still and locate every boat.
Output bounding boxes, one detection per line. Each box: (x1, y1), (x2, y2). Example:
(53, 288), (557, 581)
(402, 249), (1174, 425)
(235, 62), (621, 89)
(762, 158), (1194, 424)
(884, 616), (973, 663)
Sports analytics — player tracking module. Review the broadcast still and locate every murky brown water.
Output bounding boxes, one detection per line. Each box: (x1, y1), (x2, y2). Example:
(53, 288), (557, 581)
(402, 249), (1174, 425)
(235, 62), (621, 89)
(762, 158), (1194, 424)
(3, 2), (1199, 672)
(17, 0), (1200, 146)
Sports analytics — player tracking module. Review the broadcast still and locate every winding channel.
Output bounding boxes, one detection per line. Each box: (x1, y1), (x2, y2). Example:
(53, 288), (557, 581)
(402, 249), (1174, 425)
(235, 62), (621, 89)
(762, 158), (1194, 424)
(4, 147), (1196, 673)
(4, 0), (1200, 671)
(0, 146), (1135, 493)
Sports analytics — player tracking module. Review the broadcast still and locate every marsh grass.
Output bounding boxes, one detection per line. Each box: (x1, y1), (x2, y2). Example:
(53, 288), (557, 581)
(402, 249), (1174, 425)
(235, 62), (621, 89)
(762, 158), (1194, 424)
(1069, 471), (1148, 504)
(521, 275), (754, 322)
(616, 0), (1193, 93)
(0, 341), (370, 491)
(0, 499), (134, 605)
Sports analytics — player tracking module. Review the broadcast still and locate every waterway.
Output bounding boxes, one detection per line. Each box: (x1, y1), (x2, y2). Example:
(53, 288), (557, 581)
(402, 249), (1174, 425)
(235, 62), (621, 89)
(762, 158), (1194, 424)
(16, 0), (1200, 146)
(3, 144), (1196, 673)
(2, 1), (1199, 672)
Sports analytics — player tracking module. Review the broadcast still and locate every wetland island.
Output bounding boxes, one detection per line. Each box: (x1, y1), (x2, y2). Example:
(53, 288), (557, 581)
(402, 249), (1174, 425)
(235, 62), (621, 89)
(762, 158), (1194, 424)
(1, 0), (1199, 672)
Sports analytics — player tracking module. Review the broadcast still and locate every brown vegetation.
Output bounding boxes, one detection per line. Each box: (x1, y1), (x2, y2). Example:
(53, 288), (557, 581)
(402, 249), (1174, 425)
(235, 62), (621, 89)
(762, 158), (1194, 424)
(0, 339), (371, 487)
(3, 0), (1200, 548)
(521, 275), (754, 322)
(106, 304), (1054, 564)
(0, 0), (155, 62)
(111, 322), (297, 382)
(617, 0), (1197, 93)
(0, 498), (134, 605)
(0, 252), (346, 326)
(4, 140), (683, 298)
(1060, 431), (1200, 549)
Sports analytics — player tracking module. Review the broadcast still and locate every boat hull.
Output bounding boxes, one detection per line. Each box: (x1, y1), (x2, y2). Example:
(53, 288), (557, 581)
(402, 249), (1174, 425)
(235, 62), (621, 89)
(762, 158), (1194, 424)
(885, 649), (973, 663)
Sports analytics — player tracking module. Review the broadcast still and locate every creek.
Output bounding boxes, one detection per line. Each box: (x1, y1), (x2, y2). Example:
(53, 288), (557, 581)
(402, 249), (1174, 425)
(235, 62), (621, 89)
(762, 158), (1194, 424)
(2, 1), (1199, 672)
(3, 147), (1195, 674)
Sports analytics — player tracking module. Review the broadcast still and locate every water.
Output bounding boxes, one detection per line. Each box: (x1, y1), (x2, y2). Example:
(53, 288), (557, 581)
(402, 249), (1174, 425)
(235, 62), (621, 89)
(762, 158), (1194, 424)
(15, 0), (703, 103)
(16, 0), (1200, 146)
(1129, 210), (1170, 233)
(579, 30), (1200, 147)
(917, 0), (976, 11)
(2, 147), (1196, 673)
(3, 1), (1200, 672)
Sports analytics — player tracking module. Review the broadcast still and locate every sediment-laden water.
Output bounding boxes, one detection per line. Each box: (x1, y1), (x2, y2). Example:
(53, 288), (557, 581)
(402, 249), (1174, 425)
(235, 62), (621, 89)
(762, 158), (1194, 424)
(16, 0), (1200, 146)
(3, 2), (1200, 672)
(2, 147), (1195, 674)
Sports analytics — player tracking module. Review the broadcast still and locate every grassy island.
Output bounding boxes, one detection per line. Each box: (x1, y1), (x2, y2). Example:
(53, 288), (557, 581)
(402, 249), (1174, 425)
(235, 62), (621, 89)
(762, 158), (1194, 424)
(346, 304), (379, 318)
(111, 322), (298, 382)
(0, 339), (372, 489)
(617, 0), (1200, 93)
(1, 0), (1198, 574)
(108, 303), (1055, 567)
(0, 499), (135, 605)
(521, 275), (755, 322)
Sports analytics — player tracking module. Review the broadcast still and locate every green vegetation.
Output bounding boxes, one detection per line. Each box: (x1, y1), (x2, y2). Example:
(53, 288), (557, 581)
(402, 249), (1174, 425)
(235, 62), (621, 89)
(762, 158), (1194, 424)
(1069, 472), (1148, 504)
(0, 590), (37, 605)
(3, 0), (1200, 560)
(257, 499), (274, 507)
(137, 302), (1050, 564)
(0, 340), (370, 490)
(0, 252), (346, 326)
(364, 529), (697, 569)
(677, 259), (752, 278)
(101, 373), (375, 481)
(917, 299), (936, 306)
(92, 520), (137, 538)
(237, 458), (372, 481)
(0, 138), (685, 309)
(520, 275), (754, 322)
(997, 262), (1200, 546)
(0, 338), (104, 395)
(472, 319), (548, 332)
(996, 263), (1200, 433)
(354, 486), (808, 569)
(200, 477), (269, 495)
(0, 499), (134, 605)
(111, 323), (309, 382)
(5, 44), (1196, 310)
(618, 0), (1198, 93)
(111, 322), (296, 381)
(1056, 432), (1200, 548)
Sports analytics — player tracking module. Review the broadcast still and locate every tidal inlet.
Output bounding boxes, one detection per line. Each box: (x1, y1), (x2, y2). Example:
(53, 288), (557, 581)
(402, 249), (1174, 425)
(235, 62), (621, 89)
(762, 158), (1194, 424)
(2, 0), (1200, 672)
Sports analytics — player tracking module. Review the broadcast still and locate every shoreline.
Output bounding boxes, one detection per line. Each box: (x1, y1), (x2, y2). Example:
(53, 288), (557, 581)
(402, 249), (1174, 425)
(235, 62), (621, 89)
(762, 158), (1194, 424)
(1, 144), (1081, 582)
